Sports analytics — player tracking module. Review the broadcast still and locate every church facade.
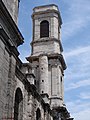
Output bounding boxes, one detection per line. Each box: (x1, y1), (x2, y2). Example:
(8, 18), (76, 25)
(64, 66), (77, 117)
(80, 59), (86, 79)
(0, 0), (73, 120)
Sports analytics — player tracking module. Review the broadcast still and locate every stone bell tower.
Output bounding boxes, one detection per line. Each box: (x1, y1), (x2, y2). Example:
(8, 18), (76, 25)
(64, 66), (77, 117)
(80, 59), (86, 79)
(2, 0), (20, 24)
(27, 4), (68, 119)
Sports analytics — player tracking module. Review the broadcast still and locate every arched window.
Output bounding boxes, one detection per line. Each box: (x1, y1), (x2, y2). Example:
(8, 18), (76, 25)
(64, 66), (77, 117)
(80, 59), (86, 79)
(40, 20), (49, 38)
(36, 108), (41, 120)
(14, 88), (23, 120)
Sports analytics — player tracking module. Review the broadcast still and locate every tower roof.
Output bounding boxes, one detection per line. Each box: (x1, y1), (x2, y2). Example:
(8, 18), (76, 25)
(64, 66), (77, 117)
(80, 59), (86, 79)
(32, 4), (62, 25)
(33, 4), (59, 12)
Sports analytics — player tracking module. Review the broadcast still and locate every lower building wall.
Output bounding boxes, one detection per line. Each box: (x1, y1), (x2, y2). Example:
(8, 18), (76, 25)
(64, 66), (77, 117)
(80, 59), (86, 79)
(0, 39), (52, 120)
(0, 38), (71, 120)
(0, 39), (11, 119)
(14, 76), (52, 120)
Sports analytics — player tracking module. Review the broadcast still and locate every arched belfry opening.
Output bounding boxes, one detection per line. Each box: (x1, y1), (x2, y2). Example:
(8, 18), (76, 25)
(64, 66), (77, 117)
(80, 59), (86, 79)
(14, 88), (23, 120)
(36, 108), (41, 120)
(40, 20), (49, 38)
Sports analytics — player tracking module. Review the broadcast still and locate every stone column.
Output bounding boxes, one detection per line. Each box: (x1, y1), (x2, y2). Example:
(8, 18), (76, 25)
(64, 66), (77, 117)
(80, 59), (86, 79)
(0, 40), (6, 120)
(50, 64), (63, 108)
(51, 65), (57, 96)
(27, 95), (33, 120)
(39, 55), (48, 95)
(6, 55), (16, 120)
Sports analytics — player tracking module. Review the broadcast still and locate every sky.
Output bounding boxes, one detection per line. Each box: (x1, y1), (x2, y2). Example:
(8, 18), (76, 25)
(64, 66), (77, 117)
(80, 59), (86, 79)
(18, 0), (90, 120)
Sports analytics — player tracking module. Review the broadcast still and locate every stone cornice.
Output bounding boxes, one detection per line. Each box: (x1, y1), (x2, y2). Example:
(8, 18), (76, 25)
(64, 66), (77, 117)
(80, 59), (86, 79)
(51, 106), (71, 119)
(10, 46), (20, 58)
(22, 63), (32, 68)
(58, 54), (67, 70)
(32, 9), (62, 25)
(25, 73), (35, 78)
(31, 37), (63, 52)
(0, 25), (20, 58)
(26, 53), (67, 70)
(33, 4), (59, 11)
(0, 25), (10, 44)
(50, 96), (63, 100)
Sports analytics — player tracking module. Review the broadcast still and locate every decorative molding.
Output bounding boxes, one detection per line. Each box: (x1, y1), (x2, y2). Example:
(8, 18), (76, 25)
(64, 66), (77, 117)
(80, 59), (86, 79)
(0, 25), (20, 57)
(31, 37), (63, 52)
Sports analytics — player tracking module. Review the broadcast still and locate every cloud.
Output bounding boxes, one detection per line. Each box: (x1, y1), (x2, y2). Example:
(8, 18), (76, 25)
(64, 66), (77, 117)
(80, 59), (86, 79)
(65, 79), (90, 91)
(64, 46), (90, 120)
(62, 19), (87, 40)
(66, 100), (90, 113)
(62, 0), (90, 40)
(73, 109), (90, 120)
(66, 100), (90, 120)
(64, 45), (90, 83)
(79, 92), (90, 99)
(17, 1), (90, 120)
(64, 46), (90, 58)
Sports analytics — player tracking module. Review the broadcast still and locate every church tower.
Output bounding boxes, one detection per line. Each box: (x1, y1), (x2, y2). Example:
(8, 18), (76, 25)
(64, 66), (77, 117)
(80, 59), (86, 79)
(2, 0), (20, 24)
(27, 4), (67, 115)
(0, 1), (73, 119)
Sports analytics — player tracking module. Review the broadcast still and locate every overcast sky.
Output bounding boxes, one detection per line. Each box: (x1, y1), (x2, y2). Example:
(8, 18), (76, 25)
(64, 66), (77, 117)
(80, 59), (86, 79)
(18, 0), (90, 120)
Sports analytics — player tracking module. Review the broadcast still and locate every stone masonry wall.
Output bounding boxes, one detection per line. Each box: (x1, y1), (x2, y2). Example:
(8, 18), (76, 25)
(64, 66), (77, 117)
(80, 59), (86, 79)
(33, 40), (60, 56)
(2, 0), (19, 24)
(0, 39), (9, 119)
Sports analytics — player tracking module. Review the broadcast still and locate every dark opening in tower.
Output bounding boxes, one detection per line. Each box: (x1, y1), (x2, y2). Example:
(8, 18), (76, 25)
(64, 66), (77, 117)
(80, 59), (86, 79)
(40, 20), (49, 38)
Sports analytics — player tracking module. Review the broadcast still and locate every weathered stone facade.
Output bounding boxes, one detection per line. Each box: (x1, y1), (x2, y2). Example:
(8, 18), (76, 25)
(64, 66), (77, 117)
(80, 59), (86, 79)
(0, 0), (73, 120)
(2, 0), (19, 24)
